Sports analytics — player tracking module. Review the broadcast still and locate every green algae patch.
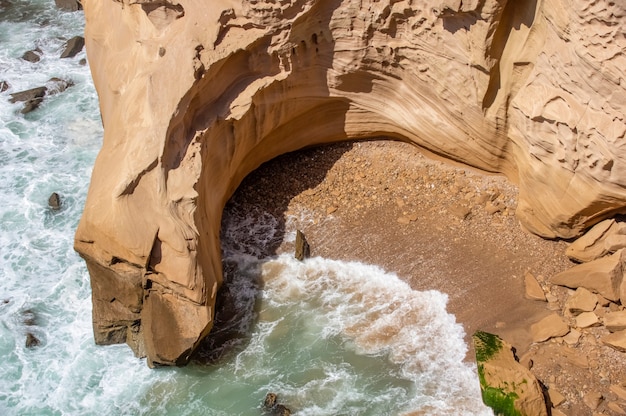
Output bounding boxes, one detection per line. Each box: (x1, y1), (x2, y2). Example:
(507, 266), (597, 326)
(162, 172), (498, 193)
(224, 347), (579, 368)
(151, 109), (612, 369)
(473, 331), (546, 416)
(476, 364), (522, 416)
(474, 330), (503, 362)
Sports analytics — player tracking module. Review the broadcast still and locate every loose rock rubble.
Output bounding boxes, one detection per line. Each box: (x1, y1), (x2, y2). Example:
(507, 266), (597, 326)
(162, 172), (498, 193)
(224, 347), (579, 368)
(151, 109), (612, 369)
(228, 139), (626, 416)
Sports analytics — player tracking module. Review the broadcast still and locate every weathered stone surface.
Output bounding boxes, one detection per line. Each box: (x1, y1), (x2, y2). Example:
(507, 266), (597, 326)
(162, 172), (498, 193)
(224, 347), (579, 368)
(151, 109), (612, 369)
(608, 402), (626, 416)
(76, 0), (626, 365)
(25, 332), (40, 348)
(566, 219), (626, 263)
(48, 192), (61, 210)
(473, 331), (548, 416)
(562, 329), (581, 346)
(604, 311), (626, 333)
(565, 287), (598, 316)
(55, 0), (82, 12)
(294, 230), (310, 261)
(0, 81), (9, 92)
(263, 392), (292, 416)
(583, 391), (603, 410)
(524, 271), (546, 301)
(611, 384), (626, 401)
(551, 250), (625, 302)
(575, 311), (599, 329)
(9, 86), (46, 103)
(531, 313), (569, 343)
(547, 388), (566, 407)
(60, 36), (84, 59)
(21, 49), (41, 63)
(602, 330), (626, 352)
(46, 77), (74, 95)
(9, 79), (73, 114)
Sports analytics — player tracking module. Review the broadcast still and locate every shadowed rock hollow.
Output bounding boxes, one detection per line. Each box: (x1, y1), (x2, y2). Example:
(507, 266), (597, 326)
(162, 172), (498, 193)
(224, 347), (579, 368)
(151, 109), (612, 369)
(74, 0), (626, 366)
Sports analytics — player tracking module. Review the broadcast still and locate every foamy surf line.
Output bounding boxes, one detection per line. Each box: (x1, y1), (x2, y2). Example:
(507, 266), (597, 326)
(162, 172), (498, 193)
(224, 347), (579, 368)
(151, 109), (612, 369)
(256, 253), (491, 415)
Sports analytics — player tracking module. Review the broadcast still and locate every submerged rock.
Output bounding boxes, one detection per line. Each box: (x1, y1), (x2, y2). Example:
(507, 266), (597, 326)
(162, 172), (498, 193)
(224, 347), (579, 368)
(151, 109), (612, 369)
(25, 332), (40, 348)
(21, 48), (41, 63)
(263, 393), (291, 415)
(263, 393), (277, 409)
(48, 192), (61, 210)
(46, 77), (73, 95)
(473, 331), (548, 416)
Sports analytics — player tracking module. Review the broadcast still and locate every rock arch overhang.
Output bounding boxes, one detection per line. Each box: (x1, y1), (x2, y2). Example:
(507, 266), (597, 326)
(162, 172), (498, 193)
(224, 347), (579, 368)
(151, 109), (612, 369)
(74, 0), (626, 366)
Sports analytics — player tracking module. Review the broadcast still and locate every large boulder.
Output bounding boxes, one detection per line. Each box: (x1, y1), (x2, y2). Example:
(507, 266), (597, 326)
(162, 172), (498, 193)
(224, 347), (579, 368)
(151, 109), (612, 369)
(473, 331), (548, 416)
(551, 249), (625, 302)
(75, 0), (626, 365)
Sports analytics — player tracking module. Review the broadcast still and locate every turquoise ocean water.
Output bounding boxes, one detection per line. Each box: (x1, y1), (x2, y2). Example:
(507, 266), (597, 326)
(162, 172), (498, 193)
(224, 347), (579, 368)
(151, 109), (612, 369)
(0, 2), (491, 414)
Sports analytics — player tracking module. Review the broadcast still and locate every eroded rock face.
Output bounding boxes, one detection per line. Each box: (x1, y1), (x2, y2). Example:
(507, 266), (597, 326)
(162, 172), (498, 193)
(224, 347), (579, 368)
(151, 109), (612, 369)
(75, 0), (626, 365)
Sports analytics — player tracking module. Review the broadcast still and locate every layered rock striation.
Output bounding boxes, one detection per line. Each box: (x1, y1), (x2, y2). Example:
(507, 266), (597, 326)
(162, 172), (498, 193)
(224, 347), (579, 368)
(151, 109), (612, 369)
(75, 0), (626, 365)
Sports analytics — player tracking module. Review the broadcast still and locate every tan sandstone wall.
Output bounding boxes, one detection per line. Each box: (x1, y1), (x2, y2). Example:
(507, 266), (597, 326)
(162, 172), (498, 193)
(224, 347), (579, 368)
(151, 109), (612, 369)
(74, 0), (626, 365)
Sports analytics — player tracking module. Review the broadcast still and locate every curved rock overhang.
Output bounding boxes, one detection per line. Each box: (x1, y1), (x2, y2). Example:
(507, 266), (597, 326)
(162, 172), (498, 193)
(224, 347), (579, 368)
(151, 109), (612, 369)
(74, 0), (626, 366)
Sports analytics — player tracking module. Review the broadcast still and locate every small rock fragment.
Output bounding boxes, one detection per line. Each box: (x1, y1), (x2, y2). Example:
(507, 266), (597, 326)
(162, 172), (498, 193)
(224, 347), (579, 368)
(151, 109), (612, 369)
(565, 287), (598, 315)
(562, 328), (581, 345)
(55, 0), (82, 11)
(397, 216), (410, 224)
(582, 391), (603, 410)
(25, 332), (40, 348)
(605, 311), (626, 332)
(484, 200), (502, 215)
(449, 203), (471, 220)
(48, 192), (61, 210)
(294, 230), (309, 261)
(60, 36), (85, 59)
(21, 49), (41, 63)
(548, 388), (566, 407)
(531, 313), (570, 343)
(602, 330), (626, 352)
(263, 392), (291, 416)
(575, 311), (599, 328)
(525, 271), (546, 301)
(0, 80), (9, 92)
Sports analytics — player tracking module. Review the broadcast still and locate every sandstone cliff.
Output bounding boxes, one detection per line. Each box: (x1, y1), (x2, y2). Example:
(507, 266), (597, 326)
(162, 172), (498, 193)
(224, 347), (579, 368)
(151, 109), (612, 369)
(75, 0), (626, 366)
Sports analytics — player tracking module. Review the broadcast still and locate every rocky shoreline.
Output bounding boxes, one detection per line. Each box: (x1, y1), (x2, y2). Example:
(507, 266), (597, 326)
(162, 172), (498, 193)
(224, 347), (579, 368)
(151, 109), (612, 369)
(226, 139), (626, 416)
